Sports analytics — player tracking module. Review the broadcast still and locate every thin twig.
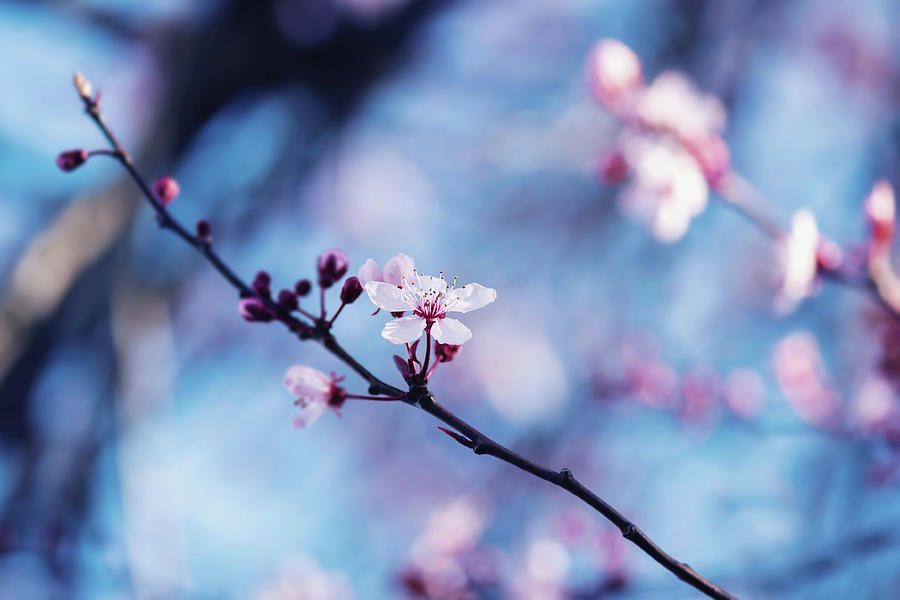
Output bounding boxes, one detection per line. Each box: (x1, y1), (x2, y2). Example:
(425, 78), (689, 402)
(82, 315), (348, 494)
(71, 84), (737, 600)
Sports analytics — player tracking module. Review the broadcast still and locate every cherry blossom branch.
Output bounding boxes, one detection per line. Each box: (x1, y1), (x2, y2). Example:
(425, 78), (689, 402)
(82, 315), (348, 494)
(63, 74), (737, 600)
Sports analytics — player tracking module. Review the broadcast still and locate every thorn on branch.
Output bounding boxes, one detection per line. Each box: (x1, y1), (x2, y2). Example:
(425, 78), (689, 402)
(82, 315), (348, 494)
(437, 426), (475, 448)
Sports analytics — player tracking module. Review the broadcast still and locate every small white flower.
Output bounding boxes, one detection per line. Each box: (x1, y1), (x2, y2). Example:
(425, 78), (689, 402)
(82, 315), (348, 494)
(283, 366), (340, 429)
(776, 209), (819, 312)
(365, 270), (497, 345)
(358, 253), (416, 286)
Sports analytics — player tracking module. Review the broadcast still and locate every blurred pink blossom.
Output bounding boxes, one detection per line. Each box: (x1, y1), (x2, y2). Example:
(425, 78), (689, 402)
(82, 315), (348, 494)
(283, 366), (346, 428)
(772, 331), (839, 426)
(587, 39), (644, 112)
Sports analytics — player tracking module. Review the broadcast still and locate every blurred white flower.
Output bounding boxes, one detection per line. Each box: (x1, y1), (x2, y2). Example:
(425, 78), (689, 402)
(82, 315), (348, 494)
(637, 71), (726, 143)
(366, 271), (496, 345)
(776, 209), (819, 312)
(255, 556), (354, 600)
(283, 366), (343, 428)
(618, 136), (708, 242)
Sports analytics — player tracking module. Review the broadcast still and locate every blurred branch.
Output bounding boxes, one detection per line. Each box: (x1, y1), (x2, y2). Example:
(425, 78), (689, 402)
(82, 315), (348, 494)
(67, 79), (738, 600)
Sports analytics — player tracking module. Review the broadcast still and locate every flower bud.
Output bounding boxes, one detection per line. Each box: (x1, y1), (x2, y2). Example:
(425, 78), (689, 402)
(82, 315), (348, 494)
(865, 180), (895, 247)
(340, 276), (363, 304)
(277, 289), (299, 311)
(56, 149), (88, 172)
(152, 176), (180, 206)
(295, 279), (312, 297)
(239, 298), (272, 322)
(253, 271), (272, 297)
(195, 219), (212, 242)
(598, 150), (628, 185)
(73, 72), (92, 100)
(587, 39), (643, 110)
(434, 342), (461, 363)
(317, 248), (349, 288)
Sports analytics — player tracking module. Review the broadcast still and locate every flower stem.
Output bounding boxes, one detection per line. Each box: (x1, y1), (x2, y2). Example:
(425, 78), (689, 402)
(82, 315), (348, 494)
(345, 394), (407, 401)
(421, 328), (432, 378)
(328, 302), (346, 326)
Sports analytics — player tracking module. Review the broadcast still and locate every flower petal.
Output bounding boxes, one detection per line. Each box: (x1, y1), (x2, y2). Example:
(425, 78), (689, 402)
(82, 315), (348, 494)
(284, 366), (330, 399)
(446, 283), (497, 313)
(292, 400), (328, 429)
(358, 258), (383, 286)
(431, 318), (472, 345)
(383, 253), (415, 286)
(365, 281), (413, 312)
(382, 315), (426, 344)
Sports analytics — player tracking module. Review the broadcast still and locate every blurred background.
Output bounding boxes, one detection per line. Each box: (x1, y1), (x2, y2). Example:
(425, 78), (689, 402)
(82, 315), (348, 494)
(2, 0), (900, 598)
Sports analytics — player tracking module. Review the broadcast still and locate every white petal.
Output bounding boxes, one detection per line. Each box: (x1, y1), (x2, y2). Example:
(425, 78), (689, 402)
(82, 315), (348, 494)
(431, 318), (472, 344)
(382, 315), (426, 344)
(292, 400), (328, 429)
(283, 366), (330, 399)
(446, 283), (497, 313)
(383, 253), (415, 286)
(365, 281), (413, 312)
(358, 258), (383, 286)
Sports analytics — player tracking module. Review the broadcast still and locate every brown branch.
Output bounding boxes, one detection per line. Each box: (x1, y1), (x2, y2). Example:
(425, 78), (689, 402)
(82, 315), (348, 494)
(67, 77), (737, 600)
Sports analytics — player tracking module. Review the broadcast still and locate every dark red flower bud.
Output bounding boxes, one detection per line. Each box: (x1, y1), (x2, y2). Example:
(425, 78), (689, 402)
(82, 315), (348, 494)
(195, 219), (212, 242)
(152, 176), (180, 206)
(598, 150), (628, 185)
(340, 276), (363, 304)
(253, 271), (272, 297)
(277, 289), (299, 311)
(317, 248), (349, 288)
(435, 342), (461, 363)
(295, 279), (312, 297)
(239, 298), (272, 322)
(56, 149), (88, 172)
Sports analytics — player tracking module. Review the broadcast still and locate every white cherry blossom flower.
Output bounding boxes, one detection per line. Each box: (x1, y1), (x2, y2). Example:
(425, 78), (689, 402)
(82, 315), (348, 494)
(637, 71), (726, 144)
(283, 366), (345, 428)
(365, 270), (497, 345)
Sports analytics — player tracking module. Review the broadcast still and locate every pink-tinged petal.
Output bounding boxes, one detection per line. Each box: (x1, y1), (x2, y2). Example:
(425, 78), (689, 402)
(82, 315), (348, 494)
(283, 366), (331, 399)
(382, 315), (426, 344)
(431, 318), (472, 345)
(447, 283), (497, 313)
(292, 400), (328, 429)
(383, 253), (415, 286)
(358, 258), (383, 286)
(365, 281), (412, 312)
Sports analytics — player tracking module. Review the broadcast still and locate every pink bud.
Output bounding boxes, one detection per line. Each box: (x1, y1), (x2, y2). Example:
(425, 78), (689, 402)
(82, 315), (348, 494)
(340, 276), (363, 304)
(239, 298), (272, 322)
(598, 151), (629, 185)
(317, 248), (349, 288)
(295, 279), (312, 297)
(865, 180), (895, 247)
(587, 39), (643, 110)
(56, 149), (88, 172)
(195, 219), (212, 242)
(253, 271), (272, 297)
(152, 176), (180, 206)
(277, 289), (299, 311)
